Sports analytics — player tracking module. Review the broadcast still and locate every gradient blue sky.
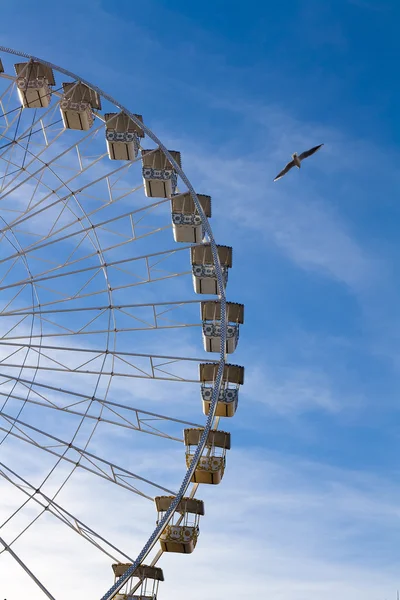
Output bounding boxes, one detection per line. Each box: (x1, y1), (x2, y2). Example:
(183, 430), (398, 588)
(1, 0), (400, 598)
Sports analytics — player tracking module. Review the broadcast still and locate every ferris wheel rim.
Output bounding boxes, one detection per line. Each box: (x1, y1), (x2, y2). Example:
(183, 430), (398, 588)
(0, 45), (230, 600)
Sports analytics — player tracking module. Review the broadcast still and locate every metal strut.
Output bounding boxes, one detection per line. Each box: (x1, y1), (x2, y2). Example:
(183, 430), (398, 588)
(0, 537), (57, 600)
(0, 45), (229, 600)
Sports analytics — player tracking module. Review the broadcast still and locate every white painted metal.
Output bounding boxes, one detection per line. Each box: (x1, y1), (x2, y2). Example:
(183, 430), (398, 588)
(0, 46), (235, 600)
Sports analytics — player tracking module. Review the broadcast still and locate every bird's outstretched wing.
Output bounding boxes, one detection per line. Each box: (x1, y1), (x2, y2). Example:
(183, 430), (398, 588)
(274, 159), (295, 182)
(299, 144), (324, 161)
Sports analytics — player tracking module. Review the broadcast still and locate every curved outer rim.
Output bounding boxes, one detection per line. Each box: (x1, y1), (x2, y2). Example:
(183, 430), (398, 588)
(0, 46), (228, 600)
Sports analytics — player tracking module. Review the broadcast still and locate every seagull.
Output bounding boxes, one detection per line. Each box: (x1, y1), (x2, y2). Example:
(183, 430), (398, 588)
(273, 144), (324, 182)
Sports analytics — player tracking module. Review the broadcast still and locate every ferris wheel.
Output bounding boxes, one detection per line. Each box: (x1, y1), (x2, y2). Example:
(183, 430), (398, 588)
(0, 47), (245, 600)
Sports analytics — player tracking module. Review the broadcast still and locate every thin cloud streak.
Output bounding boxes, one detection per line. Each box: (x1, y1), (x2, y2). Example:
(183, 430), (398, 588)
(2, 448), (400, 599)
(174, 139), (378, 293)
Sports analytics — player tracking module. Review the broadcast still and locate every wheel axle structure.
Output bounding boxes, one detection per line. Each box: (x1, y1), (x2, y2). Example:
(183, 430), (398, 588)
(0, 46), (245, 600)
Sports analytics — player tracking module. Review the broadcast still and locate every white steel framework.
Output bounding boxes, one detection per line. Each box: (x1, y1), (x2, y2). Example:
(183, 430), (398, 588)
(0, 46), (244, 600)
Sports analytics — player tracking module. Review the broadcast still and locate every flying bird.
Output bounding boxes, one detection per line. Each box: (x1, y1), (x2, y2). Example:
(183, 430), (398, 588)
(273, 144), (324, 182)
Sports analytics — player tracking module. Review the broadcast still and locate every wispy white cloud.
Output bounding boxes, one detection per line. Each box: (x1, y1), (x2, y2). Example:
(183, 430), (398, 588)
(240, 190), (376, 292)
(243, 362), (340, 415)
(2, 448), (400, 599)
(157, 122), (381, 294)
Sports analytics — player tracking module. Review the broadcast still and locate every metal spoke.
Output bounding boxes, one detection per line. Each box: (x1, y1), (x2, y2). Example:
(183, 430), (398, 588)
(0, 142), (155, 236)
(0, 411), (175, 499)
(0, 463), (133, 563)
(0, 347), (209, 383)
(0, 537), (57, 600)
(0, 246), (190, 292)
(0, 388), (201, 441)
(0, 46), (234, 600)
(0, 199), (170, 269)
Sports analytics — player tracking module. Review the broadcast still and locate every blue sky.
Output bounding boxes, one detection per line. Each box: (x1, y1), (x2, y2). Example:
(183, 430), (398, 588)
(1, 0), (400, 598)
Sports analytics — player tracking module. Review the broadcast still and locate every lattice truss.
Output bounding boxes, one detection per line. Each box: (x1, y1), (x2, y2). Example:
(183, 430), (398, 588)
(0, 57), (210, 560)
(0, 51), (245, 600)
